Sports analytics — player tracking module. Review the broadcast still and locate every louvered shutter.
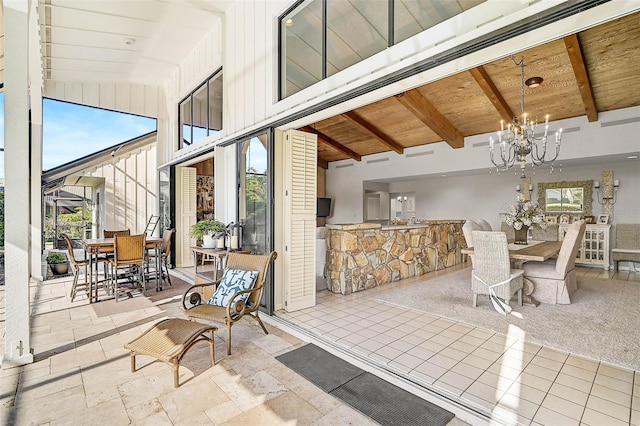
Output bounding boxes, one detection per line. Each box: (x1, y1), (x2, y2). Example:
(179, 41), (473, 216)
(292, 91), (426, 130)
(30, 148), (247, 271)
(284, 129), (317, 311)
(178, 167), (197, 267)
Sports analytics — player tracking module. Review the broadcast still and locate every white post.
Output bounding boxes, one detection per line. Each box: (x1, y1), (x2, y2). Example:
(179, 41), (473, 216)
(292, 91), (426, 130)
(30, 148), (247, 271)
(2, 0), (35, 367)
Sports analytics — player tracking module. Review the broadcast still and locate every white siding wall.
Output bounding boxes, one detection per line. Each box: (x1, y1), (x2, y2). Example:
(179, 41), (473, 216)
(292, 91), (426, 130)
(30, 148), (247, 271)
(80, 145), (158, 235)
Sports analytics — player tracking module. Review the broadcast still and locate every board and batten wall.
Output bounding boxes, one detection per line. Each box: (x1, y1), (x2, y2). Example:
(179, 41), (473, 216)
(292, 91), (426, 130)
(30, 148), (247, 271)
(325, 107), (640, 228)
(82, 144), (158, 236)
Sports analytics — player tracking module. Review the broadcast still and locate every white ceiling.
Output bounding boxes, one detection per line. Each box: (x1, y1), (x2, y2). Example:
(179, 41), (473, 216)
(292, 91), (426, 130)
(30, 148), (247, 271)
(1, 0), (233, 88)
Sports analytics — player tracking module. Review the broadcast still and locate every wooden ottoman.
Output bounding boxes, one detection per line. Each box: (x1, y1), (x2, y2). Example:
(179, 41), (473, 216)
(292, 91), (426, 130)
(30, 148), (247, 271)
(124, 318), (218, 387)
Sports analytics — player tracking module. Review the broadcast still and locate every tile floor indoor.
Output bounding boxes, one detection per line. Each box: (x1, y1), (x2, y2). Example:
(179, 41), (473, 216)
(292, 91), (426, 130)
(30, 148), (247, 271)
(275, 264), (640, 426)
(0, 263), (637, 425)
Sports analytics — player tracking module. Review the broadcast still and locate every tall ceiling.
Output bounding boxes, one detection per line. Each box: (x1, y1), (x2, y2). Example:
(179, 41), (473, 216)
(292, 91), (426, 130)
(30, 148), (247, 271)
(0, 0), (231, 87)
(303, 11), (640, 168)
(0, 2), (638, 169)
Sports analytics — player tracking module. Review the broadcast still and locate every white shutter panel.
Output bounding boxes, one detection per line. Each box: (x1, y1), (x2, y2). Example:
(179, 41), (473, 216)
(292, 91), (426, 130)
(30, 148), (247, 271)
(178, 167), (197, 267)
(284, 129), (317, 312)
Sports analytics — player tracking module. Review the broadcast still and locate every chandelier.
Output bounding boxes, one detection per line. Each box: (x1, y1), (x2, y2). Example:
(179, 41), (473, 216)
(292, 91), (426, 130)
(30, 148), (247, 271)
(489, 56), (562, 178)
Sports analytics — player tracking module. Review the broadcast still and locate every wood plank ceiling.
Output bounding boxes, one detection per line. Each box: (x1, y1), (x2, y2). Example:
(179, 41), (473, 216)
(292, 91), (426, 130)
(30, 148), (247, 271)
(305, 12), (640, 168)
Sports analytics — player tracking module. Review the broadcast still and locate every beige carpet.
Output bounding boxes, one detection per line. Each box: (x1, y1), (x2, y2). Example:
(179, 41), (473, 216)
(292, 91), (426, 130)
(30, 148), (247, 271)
(91, 275), (192, 318)
(373, 268), (640, 371)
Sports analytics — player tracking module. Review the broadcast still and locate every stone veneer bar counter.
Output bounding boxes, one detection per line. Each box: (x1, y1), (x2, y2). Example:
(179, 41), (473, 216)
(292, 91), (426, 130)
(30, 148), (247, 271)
(325, 221), (466, 295)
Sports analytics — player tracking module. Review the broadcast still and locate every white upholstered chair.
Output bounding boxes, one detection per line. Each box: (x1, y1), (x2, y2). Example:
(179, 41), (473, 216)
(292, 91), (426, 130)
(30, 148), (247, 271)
(471, 231), (523, 314)
(476, 219), (493, 231)
(462, 220), (482, 267)
(500, 221), (516, 241)
(523, 219), (586, 304)
(531, 223), (559, 241)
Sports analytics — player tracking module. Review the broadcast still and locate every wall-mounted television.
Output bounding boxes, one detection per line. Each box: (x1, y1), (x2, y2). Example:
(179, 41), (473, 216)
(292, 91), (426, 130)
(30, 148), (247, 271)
(317, 197), (332, 217)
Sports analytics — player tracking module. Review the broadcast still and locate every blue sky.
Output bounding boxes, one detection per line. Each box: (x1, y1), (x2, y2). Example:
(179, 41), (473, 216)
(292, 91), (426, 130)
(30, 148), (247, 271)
(0, 94), (156, 177)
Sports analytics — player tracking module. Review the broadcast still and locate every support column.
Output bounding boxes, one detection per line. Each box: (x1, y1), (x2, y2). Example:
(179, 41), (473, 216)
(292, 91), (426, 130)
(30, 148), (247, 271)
(2, 1), (34, 368)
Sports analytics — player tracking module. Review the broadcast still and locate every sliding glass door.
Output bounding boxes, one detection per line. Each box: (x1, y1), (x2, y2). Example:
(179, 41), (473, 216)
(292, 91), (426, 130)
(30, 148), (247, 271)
(238, 131), (273, 313)
(239, 133), (271, 254)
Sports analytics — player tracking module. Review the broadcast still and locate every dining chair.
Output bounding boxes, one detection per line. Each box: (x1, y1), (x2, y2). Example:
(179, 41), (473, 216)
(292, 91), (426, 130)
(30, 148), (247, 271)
(146, 228), (174, 288)
(523, 220), (586, 304)
(500, 221), (516, 241)
(531, 223), (559, 241)
(476, 219), (493, 231)
(462, 220), (482, 267)
(101, 229), (131, 278)
(181, 251), (277, 355)
(471, 231), (524, 314)
(110, 234), (147, 302)
(61, 233), (91, 302)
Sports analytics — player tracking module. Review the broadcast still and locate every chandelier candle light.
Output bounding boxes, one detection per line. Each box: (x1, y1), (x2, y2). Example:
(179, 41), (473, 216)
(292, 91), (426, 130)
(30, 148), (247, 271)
(489, 56), (562, 178)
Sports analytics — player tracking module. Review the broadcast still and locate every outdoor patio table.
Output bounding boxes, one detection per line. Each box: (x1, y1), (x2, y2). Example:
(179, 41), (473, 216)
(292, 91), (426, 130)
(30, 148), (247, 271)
(190, 247), (250, 285)
(83, 236), (163, 303)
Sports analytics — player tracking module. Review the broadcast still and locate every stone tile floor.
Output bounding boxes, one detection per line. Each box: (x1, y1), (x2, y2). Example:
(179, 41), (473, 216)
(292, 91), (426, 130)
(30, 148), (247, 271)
(3, 263), (637, 425)
(0, 272), (466, 425)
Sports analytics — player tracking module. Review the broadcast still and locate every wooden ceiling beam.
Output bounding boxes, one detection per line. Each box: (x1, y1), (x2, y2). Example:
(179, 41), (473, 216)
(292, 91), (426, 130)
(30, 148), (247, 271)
(395, 89), (464, 149)
(299, 125), (362, 162)
(340, 111), (404, 154)
(469, 65), (515, 123)
(563, 33), (598, 122)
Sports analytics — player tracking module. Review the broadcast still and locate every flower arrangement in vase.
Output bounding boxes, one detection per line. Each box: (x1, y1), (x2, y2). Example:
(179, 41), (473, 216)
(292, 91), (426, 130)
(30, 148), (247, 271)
(504, 195), (546, 245)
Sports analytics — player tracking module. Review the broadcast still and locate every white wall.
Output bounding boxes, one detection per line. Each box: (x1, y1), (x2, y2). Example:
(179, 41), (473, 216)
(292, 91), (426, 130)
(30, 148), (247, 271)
(83, 145), (158, 235)
(326, 107), (640, 227)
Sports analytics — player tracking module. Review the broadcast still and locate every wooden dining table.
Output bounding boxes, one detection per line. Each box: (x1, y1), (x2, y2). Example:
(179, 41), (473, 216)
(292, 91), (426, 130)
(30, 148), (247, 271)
(461, 240), (562, 263)
(461, 240), (563, 306)
(83, 236), (163, 303)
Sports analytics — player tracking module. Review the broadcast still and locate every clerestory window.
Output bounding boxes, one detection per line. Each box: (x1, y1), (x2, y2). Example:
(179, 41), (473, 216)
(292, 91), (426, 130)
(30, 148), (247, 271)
(179, 69), (223, 149)
(279, 0), (485, 99)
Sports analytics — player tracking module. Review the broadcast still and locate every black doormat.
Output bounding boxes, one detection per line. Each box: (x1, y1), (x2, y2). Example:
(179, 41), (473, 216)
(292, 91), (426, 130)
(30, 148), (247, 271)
(275, 342), (364, 392)
(276, 344), (454, 426)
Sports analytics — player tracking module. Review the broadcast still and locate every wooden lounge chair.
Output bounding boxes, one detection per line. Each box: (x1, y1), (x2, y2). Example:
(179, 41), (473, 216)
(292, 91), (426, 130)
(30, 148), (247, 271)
(182, 251), (277, 355)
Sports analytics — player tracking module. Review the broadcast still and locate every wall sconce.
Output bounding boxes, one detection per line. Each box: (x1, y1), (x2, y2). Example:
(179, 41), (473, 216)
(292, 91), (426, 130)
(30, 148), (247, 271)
(515, 184), (533, 192)
(397, 195), (407, 203)
(594, 179), (620, 205)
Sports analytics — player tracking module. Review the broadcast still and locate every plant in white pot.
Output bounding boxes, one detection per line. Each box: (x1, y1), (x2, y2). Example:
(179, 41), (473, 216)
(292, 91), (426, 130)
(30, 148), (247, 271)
(190, 219), (226, 248)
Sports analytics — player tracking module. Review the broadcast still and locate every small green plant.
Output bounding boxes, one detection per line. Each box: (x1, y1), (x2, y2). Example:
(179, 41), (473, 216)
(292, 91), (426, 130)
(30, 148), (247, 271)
(189, 219), (226, 240)
(46, 252), (67, 264)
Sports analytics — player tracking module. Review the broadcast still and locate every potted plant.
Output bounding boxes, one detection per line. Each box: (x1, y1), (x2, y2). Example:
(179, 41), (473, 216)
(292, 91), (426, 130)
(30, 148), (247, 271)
(47, 252), (69, 275)
(190, 219), (226, 248)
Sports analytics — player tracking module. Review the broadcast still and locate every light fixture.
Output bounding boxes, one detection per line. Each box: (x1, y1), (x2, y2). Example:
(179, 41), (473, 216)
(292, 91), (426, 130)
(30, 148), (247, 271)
(489, 56), (562, 178)
(525, 76), (543, 88)
(285, 18), (294, 27)
(397, 195), (407, 203)
(594, 179), (620, 205)
(123, 37), (136, 46)
(515, 184), (533, 193)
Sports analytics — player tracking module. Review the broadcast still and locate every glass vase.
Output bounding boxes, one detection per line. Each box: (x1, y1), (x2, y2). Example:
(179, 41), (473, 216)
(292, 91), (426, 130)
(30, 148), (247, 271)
(514, 225), (530, 245)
